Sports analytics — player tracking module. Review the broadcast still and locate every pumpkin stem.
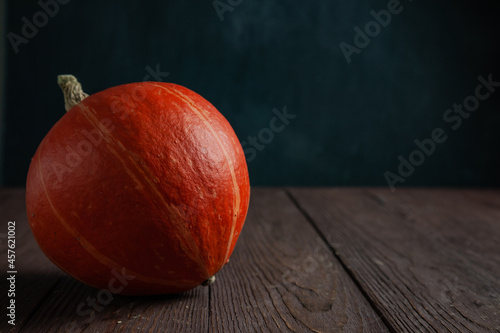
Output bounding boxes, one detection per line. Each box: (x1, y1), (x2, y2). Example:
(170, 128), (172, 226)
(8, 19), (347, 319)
(202, 275), (215, 286)
(57, 74), (89, 112)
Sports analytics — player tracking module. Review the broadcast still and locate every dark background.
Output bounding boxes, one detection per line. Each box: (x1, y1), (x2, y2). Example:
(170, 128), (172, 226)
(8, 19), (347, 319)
(1, 0), (499, 187)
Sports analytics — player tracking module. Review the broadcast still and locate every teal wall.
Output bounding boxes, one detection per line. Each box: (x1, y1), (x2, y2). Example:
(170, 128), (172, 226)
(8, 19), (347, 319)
(2, 0), (500, 187)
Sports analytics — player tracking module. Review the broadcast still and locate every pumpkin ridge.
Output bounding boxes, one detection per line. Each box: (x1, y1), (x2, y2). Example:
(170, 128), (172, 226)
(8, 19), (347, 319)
(76, 102), (209, 278)
(35, 145), (196, 289)
(148, 83), (241, 267)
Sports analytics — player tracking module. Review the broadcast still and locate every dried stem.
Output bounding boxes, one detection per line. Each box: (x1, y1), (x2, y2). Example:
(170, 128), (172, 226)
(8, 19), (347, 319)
(202, 275), (215, 286)
(57, 74), (88, 112)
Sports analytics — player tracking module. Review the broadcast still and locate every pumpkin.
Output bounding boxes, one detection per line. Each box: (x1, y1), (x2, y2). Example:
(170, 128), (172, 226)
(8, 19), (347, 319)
(26, 75), (250, 295)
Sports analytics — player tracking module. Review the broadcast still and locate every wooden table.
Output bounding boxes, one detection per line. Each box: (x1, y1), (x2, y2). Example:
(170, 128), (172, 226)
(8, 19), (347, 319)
(1, 188), (499, 332)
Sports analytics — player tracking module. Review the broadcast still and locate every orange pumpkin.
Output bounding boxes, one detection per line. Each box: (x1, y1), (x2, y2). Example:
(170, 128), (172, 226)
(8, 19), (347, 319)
(26, 75), (250, 295)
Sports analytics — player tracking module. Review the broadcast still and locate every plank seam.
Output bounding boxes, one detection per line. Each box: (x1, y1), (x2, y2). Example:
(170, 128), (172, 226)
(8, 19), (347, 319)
(284, 188), (398, 333)
(208, 285), (212, 333)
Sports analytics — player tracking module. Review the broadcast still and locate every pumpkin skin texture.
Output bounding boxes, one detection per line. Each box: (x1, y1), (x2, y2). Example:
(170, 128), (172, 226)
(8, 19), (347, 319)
(26, 81), (250, 295)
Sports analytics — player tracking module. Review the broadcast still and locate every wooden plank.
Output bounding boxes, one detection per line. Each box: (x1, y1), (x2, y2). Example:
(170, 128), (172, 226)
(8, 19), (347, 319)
(288, 188), (500, 333)
(0, 189), (65, 333)
(20, 275), (209, 332)
(209, 189), (389, 333)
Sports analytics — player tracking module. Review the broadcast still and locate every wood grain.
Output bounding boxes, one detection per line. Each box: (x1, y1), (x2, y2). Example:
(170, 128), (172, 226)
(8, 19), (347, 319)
(209, 189), (389, 333)
(20, 275), (209, 333)
(4, 187), (499, 332)
(288, 188), (500, 333)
